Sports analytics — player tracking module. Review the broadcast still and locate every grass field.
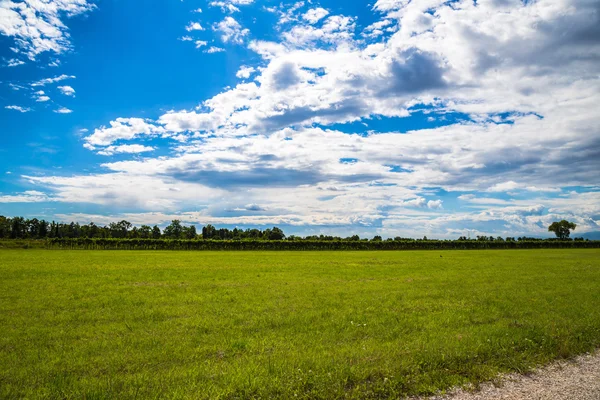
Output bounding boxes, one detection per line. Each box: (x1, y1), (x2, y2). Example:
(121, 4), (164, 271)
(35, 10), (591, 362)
(1, 249), (599, 399)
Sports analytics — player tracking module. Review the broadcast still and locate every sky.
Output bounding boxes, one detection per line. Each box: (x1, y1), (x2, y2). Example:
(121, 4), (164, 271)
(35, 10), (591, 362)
(0, 0), (599, 239)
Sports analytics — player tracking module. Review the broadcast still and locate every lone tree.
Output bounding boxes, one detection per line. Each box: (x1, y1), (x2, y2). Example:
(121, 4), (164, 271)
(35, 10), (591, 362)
(548, 220), (577, 239)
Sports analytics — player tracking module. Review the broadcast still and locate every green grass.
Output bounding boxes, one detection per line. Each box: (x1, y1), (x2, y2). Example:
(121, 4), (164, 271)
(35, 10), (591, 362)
(1, 249), (599, 399)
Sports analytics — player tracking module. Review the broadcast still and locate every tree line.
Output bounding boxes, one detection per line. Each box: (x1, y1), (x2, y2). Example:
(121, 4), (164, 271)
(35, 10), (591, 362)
(1, 215), (595, 249)
(0, 216), (286, 241)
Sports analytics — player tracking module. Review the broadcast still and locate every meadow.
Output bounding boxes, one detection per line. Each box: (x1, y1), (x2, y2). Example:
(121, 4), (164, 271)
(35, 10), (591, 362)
(1, 249), (599, 399)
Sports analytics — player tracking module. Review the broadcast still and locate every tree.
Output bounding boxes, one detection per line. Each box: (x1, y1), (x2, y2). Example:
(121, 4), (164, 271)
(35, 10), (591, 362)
(0, 216), (11, 238)
(10, 217), (26, 238)
(152, 225), (162, 239)
(163, 220), (183, 239)
(182, 225), (197, 239)
(202, 224), (217, 239)
(139, 225), (152, 239)
(268, 227), (285, 240)
(548, 220), (577, 239)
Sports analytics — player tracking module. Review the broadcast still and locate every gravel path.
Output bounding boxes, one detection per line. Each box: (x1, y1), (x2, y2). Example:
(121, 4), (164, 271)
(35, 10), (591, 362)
(426, 352), (600, 400)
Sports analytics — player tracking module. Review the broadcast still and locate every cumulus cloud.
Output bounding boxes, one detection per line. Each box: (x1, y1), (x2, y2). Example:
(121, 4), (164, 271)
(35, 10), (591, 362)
(6, 58), (25, 67)
(97, 144), (156, 156)
(54, 107), (73, 114)
(31, 74), (75, 87)
(210, 1), (240, 13)
(302, 8), (329, 24)
(58, 85), (75, 96)
(185, 22), (205, 31)
(0, 0), (95, 60)
(205, 46), (225, 53)
(0, 190), (52, 203)
(214, 16), (249, 44)
(5, 105), (31, 112)
(427, 200), (443, 210)
(85, 118), (166, 147)
(34, 90), (50, 102)
(236, 65), (256, 79)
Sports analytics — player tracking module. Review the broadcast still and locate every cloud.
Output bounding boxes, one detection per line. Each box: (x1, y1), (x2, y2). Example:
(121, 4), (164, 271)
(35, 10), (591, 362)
(236, 65), (256, 79)
(5, 105), (31, 112)
(214, 17), (249, 44)
(185, 22), (205, 32)
(488, 181), (521, 192)
(31, 74), (75, 87)
(379, 50), (447, 95)
(54, 107), (73, 114)
(210, 1), (240, 13)
(427, 200), (443, 210)
(195, 40), (208, 49)
(282, 15), (356, 47)
(85, 118), (166, 147)
(97, 144), (156, 156)
(34, 90), (50, 102)
(239, 203), (266, 211)
(302, 8), (329, 24)
(6, 58), (25, 67)
(0, 0), (95, 60)
(58, 86), (75, 96)
(205, 46), (225, 54)
(0, 190), (52, 203)
(22, 173), (227, 211)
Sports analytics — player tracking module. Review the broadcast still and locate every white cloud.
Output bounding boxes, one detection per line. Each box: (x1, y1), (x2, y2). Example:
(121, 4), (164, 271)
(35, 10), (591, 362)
(210, 1), (240, 13)
(58, 85), (75, 96)
(427, 200), (443, 210)
(302, 8), (329, 24)
(6, 58), (24, 67)
(185, 22), (205, 32)
(236, 65), (256, 79)
(0, 190), (52, 203)
(205, 46), (225, 54)
(5, 105), (30, 112)
(33, 89), (50, 102)
(23, 173), (227, 211)
(0, 0), (95, 60)
(179, 35), (193, 41)
(214, 16), (249, 44)
(31, 74), (75, 87)
(85, 118), (166, 147)
(195, 40), (208, 49)
(54, 107), (73, 114)
(97, 144), (156, 156)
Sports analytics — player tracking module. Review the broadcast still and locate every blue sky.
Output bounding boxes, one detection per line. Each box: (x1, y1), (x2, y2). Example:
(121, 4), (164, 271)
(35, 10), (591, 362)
(1, 0), (599, 238)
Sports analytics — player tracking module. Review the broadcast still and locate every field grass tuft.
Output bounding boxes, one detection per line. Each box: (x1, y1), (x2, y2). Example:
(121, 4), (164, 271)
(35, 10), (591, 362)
(1, 249), (599, 399)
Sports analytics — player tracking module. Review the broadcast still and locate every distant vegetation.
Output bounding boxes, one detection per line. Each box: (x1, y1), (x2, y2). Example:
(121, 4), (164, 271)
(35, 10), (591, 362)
(1, 216), (597, 250)
(548, 219), (577, 239)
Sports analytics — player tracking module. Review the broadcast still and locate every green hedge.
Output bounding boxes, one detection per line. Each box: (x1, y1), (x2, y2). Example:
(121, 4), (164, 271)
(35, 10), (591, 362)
(33, 238), (600, 251)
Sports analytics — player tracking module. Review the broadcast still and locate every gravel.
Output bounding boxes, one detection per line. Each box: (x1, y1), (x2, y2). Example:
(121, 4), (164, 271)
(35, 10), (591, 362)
(424, 352), (600, 400)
